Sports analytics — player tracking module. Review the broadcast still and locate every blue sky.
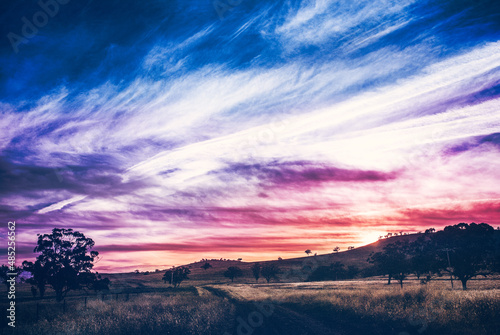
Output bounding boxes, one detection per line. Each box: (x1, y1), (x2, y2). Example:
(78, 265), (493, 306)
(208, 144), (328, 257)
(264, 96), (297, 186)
(1, 0), (500, 271)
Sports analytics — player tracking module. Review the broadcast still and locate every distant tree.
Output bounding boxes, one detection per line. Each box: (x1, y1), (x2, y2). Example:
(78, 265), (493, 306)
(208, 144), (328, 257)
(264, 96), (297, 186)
(92, 273), (110, 292)
(155, 269), (160, 273)
(24, 228), (102, 301)
(261, 264), (281, 283)
(135, 270), (140, 274)
(201, 262), (212, 271)
(305, 249), (312, 256)
(333, 247), (340, 253)
(425, 228), (436, 234)
(224, 266), (243, 282)
(251, 263), (261, 282)
(368, 240), (413, 288)
(330, 262), (346, 280)
(278, 257), (283, 261)
(410, 236), (441, 282)
(347, 246), (355, 250)
(163, 267), (190, 287)
(427, 222), (497, 290)
(307, 263), (358, 282)
(237, 258), (243, 261)
(307, 266), (331, 282)
(346, 265), (359, 279)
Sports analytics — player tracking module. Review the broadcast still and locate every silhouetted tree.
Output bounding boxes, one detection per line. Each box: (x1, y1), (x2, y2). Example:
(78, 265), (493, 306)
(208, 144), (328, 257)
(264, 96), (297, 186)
(22, 260), (47, 298)
(330, 262), (346, 280)
(92, 273), (110, 292)
(251, 262), (261, 282)
(410, 236), (441, 282)
(307, 266), (331, 282)
(368, 240), (412, 288)
(201, 262), (212, 271)
(224, 266), (243, 282)
(261, 264), (280, 283)
(333, 247), (340, 253)
(24, 228), (102, 301)
(135, 270), (140, 274)
(427, 222), (497, 290)
(346, 265), (359, 279)
(305, 249), (312, 256)
(163, 267), (190, 287)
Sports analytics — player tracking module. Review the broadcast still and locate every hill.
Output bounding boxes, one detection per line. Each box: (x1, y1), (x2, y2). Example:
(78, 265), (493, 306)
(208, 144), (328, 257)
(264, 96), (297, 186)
(103, 233), (423, 287)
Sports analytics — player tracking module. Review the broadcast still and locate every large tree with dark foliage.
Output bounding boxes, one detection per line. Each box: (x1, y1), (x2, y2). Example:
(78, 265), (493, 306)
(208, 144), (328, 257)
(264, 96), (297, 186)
(261, 264), (281, 283)
(163, 267), (190, 287)
(427, 222), (497, 290)
(368, 240), (413, 288)
(410, 235), (442, 283)
(224, 266), (243, 282)
(251, 262), (261, 282)
(24, 228), (105, 301)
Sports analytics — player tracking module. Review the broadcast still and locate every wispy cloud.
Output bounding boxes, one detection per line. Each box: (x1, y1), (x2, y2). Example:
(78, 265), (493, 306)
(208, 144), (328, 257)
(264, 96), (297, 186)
(1, 0), (499, 271)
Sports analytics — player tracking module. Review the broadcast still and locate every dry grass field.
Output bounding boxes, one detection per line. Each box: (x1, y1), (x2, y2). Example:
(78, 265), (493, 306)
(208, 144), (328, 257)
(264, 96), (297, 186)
(2, 277), (499, 335)
(209, 279), (500, 335)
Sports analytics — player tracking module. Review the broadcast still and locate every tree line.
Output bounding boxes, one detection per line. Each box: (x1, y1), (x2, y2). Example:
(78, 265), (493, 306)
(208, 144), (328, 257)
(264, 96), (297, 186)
(368, 222), (500, 290)
(3, 222), (498, 297)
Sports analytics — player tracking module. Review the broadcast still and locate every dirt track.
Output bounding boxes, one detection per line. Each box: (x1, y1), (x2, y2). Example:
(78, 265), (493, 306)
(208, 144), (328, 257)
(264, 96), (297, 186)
(202, 286), (343, 335)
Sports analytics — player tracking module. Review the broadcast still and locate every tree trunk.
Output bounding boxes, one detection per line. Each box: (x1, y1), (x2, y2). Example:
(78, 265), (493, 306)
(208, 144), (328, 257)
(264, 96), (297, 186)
(38, 285), (45, 298)
(399, 279), (403, 289)
(461, 279), (467, 290)
(387, 274), (392, 285)
(55, 289), (64, 302)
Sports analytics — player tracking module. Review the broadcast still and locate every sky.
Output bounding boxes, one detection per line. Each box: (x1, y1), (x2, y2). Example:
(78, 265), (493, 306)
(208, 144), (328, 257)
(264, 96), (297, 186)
(0, 0), (499, 272)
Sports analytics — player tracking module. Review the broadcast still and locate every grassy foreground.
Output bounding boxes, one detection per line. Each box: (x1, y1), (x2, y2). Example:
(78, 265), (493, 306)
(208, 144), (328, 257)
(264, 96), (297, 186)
(2, 288), (234, 335)
(214, 279), (500, 335)
(1, 279), (499, 334)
